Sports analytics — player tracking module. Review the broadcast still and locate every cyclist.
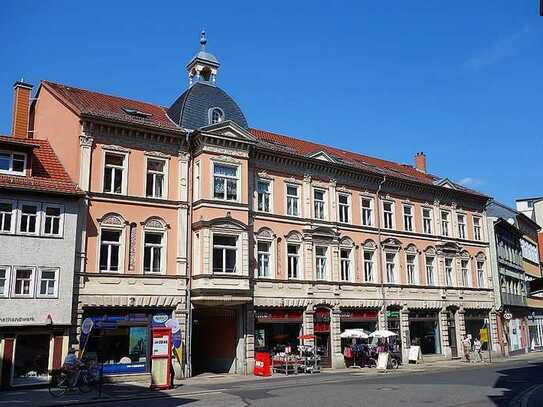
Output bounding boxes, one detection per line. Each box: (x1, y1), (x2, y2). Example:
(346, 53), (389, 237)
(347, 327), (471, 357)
(62, 347), (80, 385)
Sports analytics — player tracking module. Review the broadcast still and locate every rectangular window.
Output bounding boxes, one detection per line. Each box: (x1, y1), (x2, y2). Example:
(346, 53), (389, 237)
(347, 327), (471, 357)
(315, 246), (327, 280)
(445, 258), (454, 286)
(42, 205), (63, 236)
(477, 261), (485, 288)
(403, 205), (413, 232)
(461, 259), (470, 287)
(338, 194), (350, 223)
(103, 153), (125, 194)
(457, 214), (466, 239)
(257, 180), (271, 213)
(386, 252), (396, 283)
(314, 189), (326, 220)
(143, 231), (164, 273)
(383, 202), (394, 229)
(19, 203), (39, 235)
(13, 267), (34, 297)
(146, 158), (166, 199)
(364, 251), (374, 282)
(441, 211), (450, 237)
(0, 266), (10, 297)
(99, 229), (122, 272)
(0, 201), (14, 233)
(425, 256), (435, 286)
(406, 254), (417, 284)
(0, 151), (26, 175)
(473, 217), (482, 241)
(340, 249), (351, 281)
(287, 244), (300, 279)
(38, 268), (58, 297)
(361, 198), (373, 226)
(212, 235), (237, 273)
(257, 241), (271, 278)
(213, 164), (238, 201)
(286, 185), (300, 216)
(422, 208), (433, 234)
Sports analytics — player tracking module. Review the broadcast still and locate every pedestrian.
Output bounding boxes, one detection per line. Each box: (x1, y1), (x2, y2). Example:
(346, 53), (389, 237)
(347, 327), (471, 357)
(474, 338), (482, 363)
(462, 336), (471, 362)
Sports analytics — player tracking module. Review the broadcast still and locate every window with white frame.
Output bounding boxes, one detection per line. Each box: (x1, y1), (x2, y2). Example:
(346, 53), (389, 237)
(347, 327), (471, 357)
(473, 217), (482, 241)
(338, 193), (350, 223)
(286, 185), (300, 216)
(0, 151), (26, 175)
(42, 204), (63, 237)
(146, 158), (166, 199)
(143, 231), (165, 273)
(315, 246), (327, 280)
(364, 250), (374, 282)
(340, 248), (351, 281)
(0, 200), (15, 233)
(37, 268), (58, 297)
(12, 267), (34, 297)
(361, 197), (373, 226)
(99, 229), (123, 272)
(103, 153), (126, 194)
(213, 164), (238, 201)
(441, 211), (450, 237)
(385, 252), (396, 283)
(314, 189), (326, 220)
(0, 266), (10, 297)
(287, 244), (300, 279)
(257, 180), (271, 213)
(257, 241), (271, 278)
(19, 202), (40, 235)
(457, 214), (466, 239)
(477, 259), (485, 288)
(406, 253), (417, 284)
(445, 258), (454, 286)
(422, 208), (433, 234)
(425, 256), (435, 286)
(212, 235), (237, 273)
(461, 258), (470, 287)
(383, 201), (394, 229)
(403, 205), (414, 232)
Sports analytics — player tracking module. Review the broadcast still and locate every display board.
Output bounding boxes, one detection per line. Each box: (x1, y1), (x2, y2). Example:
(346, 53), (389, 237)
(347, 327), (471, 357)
(377, 352), (389, 370)
(408, 346), (422, 363)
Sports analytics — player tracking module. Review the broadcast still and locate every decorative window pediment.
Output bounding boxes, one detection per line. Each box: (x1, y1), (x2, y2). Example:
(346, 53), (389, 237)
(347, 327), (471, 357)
(405, 244), (418, 254)
(285, 231), (303, 242)
(424, 246), (436, 256)
(476, 252), (486, 261)
(460, 250), (470, 259)
(307, 150), (338, 163)
(363, 239), (377, 251)
(381, 238), (401, 250)
(340, 236), (354, 247)
(98, 213), (126, 227)
(256, 227), (275, 240)
(142, 216), (168, 230)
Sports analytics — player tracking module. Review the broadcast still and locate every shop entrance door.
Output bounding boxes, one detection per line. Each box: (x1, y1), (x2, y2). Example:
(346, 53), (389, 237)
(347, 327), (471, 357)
(447, 313), (458, 358)
(314, 307), (331, 368)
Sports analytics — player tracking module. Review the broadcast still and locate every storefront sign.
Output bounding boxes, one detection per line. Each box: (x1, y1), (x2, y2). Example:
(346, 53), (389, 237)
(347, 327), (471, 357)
(314, 308), (331, 333)
(408, 346), (422, 363)
(153, 314), (170, 324)
(340, 311), (378, 321)
(504, 312), (513, 321)
(479, 328), (489, 343)
(386, 311), (400, 319)
(255, 310), (303, 323)
(152, 335), (170, 356)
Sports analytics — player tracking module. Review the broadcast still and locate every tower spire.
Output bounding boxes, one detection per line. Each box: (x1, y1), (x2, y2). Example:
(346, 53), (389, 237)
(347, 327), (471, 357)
(187, 30), (220, 86)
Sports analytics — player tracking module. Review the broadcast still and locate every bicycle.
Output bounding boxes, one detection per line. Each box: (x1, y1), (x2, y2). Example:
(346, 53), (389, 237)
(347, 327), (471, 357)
(49, 363), (99, 397)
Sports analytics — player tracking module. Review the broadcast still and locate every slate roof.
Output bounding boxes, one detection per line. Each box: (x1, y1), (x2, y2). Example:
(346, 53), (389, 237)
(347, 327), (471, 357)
(0, 135), (82, 196)
(167, 82), (248, 130)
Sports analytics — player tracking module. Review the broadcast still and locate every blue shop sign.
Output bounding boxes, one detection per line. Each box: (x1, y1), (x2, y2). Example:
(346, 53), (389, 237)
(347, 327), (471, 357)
(102, 363), (146, 374)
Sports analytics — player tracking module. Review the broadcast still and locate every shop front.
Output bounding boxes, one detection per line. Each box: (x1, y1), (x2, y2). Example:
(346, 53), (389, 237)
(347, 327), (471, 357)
(314, 307), (331, 368)
(528, 311), (543, 350)
(408, 310), (441, 355)
(254, 308), (303, 354)
(386, 309), (402, 352)
(505, 310), (528, 354)
(340, 309), (378, 349)
(465, 310), (490, 350)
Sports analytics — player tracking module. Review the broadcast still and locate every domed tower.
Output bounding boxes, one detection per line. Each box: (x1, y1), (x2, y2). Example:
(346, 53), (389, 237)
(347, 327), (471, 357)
(167, 31), (248, 130)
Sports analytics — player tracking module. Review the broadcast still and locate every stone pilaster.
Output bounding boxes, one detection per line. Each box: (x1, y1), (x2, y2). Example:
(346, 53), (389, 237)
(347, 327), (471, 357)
(400, 306), (410, 364)
(455, 307), (466, 360)
(440, 307), (452, 357)
(246, 304), (255, 374)
(378, 303), (387, 331)
(489, 308), (500, 355)
(78, 124), (93, 192)
(303, 305), (315, 346)
(304, 240), (313, 281)
(329, 179), (337, 223)
(303, 173), (312, 218)
(331, 306), (344, 368)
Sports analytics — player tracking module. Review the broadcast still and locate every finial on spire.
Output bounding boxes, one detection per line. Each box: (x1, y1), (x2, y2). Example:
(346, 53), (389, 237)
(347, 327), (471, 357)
(200, 30), (207, 50)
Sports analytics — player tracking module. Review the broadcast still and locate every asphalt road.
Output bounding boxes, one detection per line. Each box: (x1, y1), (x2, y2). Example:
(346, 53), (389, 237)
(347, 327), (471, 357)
(78, 359), (543, 407)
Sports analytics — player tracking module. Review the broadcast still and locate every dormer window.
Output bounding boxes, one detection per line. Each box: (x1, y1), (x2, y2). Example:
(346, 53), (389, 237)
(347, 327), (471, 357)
(0, 151), (26, 175)
(209, 107), (224, 125)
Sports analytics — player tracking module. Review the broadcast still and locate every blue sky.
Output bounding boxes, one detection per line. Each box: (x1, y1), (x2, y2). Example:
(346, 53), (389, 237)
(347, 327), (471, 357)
(1, 1), (541, 205)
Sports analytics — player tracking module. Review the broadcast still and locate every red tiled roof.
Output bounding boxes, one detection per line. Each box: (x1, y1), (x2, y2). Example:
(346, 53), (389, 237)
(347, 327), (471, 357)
(250, 128), (437, 185)
(42, 81), (181, 132)
(0, 135), (82, 196)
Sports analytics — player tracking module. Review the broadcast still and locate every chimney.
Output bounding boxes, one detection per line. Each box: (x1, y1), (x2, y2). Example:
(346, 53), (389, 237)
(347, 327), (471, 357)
(11, 81), (33, 139)
(415, 152), (426, 173)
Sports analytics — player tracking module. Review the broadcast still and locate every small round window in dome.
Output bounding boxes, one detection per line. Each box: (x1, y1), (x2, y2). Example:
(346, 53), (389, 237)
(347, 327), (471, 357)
(209, 107), (224, 125)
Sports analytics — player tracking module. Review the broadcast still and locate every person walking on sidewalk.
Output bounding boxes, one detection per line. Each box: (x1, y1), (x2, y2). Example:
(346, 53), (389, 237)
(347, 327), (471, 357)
(462, 336), (471, 362)
(474, 338), (483, 363)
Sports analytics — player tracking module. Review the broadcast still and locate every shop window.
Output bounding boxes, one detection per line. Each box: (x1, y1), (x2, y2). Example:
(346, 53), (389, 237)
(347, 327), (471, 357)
(338, 193), (350, 223)
(403, 204), (413, 232)
(18, 202), (40, 235)
(409, 311), (441, 355)
(143, 231), (164, 273)
(287, 244), (300, 279)
(286, 185), (300, 216)
(0, 266), (10, 297)
(42, 204), (63, 237)
(361, 197), (373, 226)
(257, 180), (271, 212)
(364, 250), (374, 282)
(257, 241), (271, 278)
(406, 254), (417, 285)
(103, 152), (126, 194)
(445, 258), (454, 286)
(383, 201), (394, 229)
(385, 252), (396, 283)
(315, 246), (327, 280)
(340, 248), (351, 281)
(0, 151), (26, 175)
(213, 163), (238, 201)
(99, 229), (123, 272)
(12, 267), (35, 297)
(461, 259), (470, 287)
(213, 235), (237, 273)
(314, 189), (326, 220)
(457, 214), (466, 239)
(13, 334), (51, 385)
(37, 268), (58, 297)
(422, 208), (433, 234)
(146, 158), (167, 199)
(425, 256), (435, 286)
(0, 200), (15, 233)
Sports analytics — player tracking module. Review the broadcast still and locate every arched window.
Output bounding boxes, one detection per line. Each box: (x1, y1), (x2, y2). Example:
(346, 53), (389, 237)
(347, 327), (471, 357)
(256, 228), (275, 279)
(405, 244), (419, 285)
(209, 107), (224, 125)
(142, 217), (168, 274)
(362, 240), (376, 283)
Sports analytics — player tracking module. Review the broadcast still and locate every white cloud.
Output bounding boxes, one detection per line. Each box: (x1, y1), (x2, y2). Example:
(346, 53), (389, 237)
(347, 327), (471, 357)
(458, 177), (484, 188)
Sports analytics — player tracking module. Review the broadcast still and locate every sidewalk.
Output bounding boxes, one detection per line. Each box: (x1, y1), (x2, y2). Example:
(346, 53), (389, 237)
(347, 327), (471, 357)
(2, 351), (541, 407)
